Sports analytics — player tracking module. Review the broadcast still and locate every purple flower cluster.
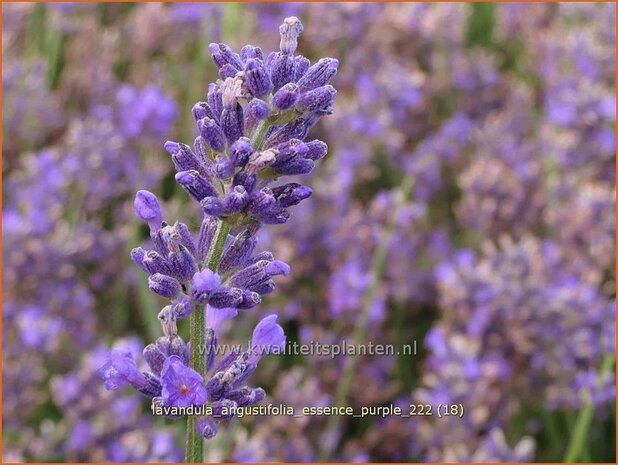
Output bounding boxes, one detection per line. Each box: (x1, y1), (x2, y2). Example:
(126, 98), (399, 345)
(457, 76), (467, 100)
(100, 315), (284, 424)
(100, 16), (337, 441)
(130, 193), (290, 312)
(4, 3), (615, 462)
(2, 80), (177, 460)
(2, 61), (65, 170)
(50, 339), (182, 461)
(232, 3), (615, 461)
(411, 237), (614, 460)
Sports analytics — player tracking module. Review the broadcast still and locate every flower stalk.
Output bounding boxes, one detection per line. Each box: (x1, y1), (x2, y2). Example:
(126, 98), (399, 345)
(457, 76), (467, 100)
(98, 16), (337, 460)
(186, 220), (230, 462)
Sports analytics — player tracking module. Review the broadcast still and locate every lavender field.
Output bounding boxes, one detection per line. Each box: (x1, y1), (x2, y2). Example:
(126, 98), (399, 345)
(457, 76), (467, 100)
(2, 2), (616, 462)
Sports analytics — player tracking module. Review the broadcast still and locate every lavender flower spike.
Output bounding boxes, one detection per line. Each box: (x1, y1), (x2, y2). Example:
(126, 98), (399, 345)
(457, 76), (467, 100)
(100, 17), (337, 462)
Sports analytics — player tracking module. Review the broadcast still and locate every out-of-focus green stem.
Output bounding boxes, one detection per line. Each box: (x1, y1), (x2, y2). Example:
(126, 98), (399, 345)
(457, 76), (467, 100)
(222, 2), (242, 39)
(317, 176), (414, 461)
(186, 220), (230, 463)
(563, 355), (615, 462)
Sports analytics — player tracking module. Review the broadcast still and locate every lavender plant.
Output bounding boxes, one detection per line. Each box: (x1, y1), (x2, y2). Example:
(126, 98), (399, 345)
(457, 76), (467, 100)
(5, 3), (615, 461)
(98, 17), (338, 461)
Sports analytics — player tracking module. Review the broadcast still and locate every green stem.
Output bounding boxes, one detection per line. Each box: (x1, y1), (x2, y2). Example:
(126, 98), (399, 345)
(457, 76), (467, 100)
(563, 355), (615, 462)
(185, 220), (231, 463)
(251, 119), (271, 150)
(317, 177), (414, 461)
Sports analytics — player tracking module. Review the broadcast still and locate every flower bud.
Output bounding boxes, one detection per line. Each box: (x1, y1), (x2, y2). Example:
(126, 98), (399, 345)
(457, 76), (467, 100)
(279, 16), (303, 55)
(240, 44), (263, 62)
(223, 186), (248, 214)
(192, 101), (215, 122)
(244, 58), (273, 97)
(175, 170), (217, 202)
(207, 287), (244, 308)
(230, 137), (253, 167)
(144, 344), (166, 376)
(196, 417), (218, 440)
(272, 183), (313, 208)
(295, 85), (337, 114)
(246, 98), (269, 121)
(198, 118), (226, 153)
(272, 83), (299, 111)
(218, 228), (257, 274)
(297, 57), (339, 93)
(148, 273), (181, 299)
(135, 190), (163, 231)
(209, 43), (243, 71)
(305, 139), (328, 161)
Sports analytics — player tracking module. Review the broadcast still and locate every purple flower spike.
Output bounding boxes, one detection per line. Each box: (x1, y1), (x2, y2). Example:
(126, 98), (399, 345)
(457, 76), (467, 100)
(249, 315), (286, 364)
(98, 349), (147, 391)
(111, 17), (336, 432)
(161, 356), (207, 408)
(134, 190), (163, 231)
